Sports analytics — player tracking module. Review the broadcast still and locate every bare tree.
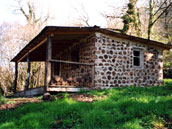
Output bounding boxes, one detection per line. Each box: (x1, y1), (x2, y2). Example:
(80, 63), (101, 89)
(74, 4), (90, 27)
(13, 0), (51, 26)
(101, 6), (124, 30)
(148, 0), (172, 39)
(158, 0), (172, 43)
(102, 0), (141, 36)
(0, 0), (51, 95)
(0, 23), (25, 95)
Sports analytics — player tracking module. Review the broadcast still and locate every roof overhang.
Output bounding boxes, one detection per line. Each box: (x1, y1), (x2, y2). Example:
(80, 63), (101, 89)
(11, 26), (172, 62)
(100, 28), (172, 50)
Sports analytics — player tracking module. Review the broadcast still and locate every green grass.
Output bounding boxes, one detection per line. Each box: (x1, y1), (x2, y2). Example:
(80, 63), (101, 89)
(0, 79), (172, 129)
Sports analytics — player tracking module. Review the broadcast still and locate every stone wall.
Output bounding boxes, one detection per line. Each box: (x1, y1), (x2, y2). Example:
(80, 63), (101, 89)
(53, 32), (163, 88)
(94, 32), (163, 88)
(55, 34), (96, 87)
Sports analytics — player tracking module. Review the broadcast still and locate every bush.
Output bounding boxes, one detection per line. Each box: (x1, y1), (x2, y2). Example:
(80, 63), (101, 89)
(163, 69), (172, 78)
(0, 93), (5, 105)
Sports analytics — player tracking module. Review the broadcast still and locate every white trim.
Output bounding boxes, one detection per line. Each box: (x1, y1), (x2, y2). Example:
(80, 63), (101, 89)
(133, 46), (145, 50)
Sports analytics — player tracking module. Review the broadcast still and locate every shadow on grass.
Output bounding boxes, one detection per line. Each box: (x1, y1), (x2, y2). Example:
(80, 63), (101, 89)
(0, 81), (172, 129)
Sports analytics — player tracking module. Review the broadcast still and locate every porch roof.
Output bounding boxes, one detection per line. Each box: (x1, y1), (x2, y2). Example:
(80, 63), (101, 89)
(11, 26), (172, 62)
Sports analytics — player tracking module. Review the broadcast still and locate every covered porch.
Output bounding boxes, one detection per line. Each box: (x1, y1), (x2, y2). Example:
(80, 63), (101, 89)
(11, 26), (97, 96)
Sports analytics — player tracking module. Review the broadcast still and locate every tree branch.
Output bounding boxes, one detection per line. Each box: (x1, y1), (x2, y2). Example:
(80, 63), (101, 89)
(152, 2), (172, 25)
(153, 0), (168, 16)
(20, 7), (29, 22)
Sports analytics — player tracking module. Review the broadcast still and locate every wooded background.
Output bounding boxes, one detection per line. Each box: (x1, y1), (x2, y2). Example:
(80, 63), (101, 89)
(0, 0), (172, 95)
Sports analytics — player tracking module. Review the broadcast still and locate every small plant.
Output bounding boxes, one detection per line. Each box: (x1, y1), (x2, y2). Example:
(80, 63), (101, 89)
(0, 93), (5, 105)
(64, 93), (69, 99)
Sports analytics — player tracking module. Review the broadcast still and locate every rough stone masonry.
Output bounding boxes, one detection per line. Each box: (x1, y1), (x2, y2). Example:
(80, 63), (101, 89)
(56, 32), (163, 88)
(56, 34), (96, 87)
(94, 32), (163, 88)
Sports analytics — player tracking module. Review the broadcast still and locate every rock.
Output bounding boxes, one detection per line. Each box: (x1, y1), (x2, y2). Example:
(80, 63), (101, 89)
(43, 92), (51, 101)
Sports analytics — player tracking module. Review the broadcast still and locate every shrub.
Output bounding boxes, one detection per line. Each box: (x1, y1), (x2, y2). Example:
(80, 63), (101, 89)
(163, 69), (172, 79)
(0, 92), (5, 105)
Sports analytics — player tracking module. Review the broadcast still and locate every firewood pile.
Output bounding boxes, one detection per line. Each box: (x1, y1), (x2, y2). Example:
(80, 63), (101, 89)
(50, 75), (92, 87)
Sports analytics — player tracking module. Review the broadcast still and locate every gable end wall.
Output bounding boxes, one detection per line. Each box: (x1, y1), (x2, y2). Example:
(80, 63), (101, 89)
(94, 32), (163, 88)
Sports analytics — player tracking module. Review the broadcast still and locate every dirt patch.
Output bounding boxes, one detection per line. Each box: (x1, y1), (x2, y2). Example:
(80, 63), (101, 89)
(67, 94), (106, 102)
(0, 94), (106, 110)
(0, 98), (42, 110)
(69, 94), (95, 102)
(55, 94), (106, 102)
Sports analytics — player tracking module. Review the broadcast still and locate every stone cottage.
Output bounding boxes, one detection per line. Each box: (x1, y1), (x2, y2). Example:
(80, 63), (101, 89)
(11, 26), (172, 95)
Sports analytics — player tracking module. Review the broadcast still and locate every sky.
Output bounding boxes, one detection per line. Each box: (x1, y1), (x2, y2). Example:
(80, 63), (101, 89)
(0, 0), (129, 27)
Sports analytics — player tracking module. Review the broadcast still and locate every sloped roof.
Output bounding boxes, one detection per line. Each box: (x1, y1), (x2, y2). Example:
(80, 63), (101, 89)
(11, 26), (172, 62)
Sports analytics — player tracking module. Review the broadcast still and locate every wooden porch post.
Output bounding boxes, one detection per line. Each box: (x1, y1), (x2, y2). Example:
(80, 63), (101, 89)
(44, 35), (52, 91)
(13, 62), (18, 94)
(25, 52), (30, 90)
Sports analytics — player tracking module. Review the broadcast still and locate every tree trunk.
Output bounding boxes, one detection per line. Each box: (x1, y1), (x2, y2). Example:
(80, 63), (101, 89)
(148, 0), (153, 40)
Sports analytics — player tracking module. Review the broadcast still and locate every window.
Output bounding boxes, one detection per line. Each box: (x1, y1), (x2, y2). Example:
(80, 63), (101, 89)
(133, 49), (142, 67)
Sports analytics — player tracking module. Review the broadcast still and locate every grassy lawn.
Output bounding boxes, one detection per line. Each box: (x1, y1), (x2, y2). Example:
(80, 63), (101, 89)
(0, 79), (172, 129)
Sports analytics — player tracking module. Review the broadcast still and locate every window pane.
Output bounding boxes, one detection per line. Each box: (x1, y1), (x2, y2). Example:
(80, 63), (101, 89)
(134, 51), (140, 57)
(134, 57), (140, 66)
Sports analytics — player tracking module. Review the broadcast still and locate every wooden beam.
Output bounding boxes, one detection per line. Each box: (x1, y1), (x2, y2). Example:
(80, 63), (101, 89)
(17, 38), (47, 62)
(50, 59), (94, 66)
(44, 35), (52, 91)
(46, 31), (92, 35)
(52, 39), (79, 43)
(14, 87), (45, 97)
(25, 53), (31, 90)
(13, 62), (18, 94)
